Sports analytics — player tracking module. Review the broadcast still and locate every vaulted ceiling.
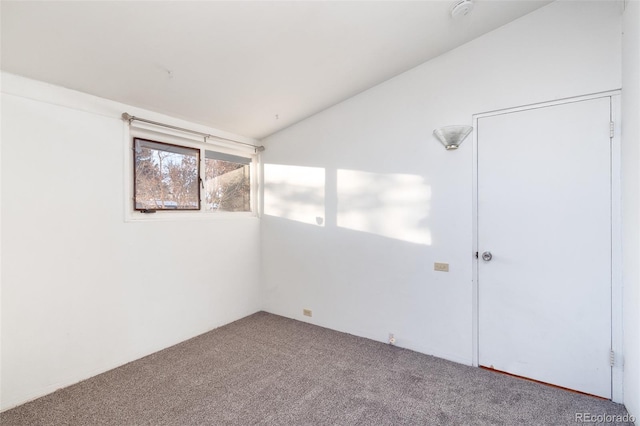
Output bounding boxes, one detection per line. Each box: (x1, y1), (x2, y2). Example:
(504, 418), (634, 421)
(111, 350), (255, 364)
(1, 1), (552, 139)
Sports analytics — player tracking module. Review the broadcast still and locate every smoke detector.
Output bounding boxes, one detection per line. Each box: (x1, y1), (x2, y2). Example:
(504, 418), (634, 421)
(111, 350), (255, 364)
(451, 0), (474, 19)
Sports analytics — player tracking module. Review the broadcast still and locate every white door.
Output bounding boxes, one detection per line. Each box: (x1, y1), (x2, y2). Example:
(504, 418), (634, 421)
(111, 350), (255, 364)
(477, 97), (612, 398)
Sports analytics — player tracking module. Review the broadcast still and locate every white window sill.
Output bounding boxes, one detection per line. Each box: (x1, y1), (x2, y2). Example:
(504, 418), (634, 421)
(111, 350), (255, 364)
(124, 211), (259, 222)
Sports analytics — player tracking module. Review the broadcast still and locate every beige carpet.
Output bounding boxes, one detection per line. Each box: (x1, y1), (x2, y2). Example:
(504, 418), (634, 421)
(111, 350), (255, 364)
(0, 312), (633, 425)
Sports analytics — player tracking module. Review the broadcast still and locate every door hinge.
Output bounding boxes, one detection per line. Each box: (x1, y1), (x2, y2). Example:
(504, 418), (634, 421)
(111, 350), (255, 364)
(475, 251), (479, 259)
(610, 349), (615, 367)
(610, 121), (615, 138)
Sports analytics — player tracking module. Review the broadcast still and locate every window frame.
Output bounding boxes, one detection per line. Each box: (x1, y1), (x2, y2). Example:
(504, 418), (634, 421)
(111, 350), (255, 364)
(133, 137), (202, 212)
(203, 150), (253, 213)
(124, 123), (259, 221)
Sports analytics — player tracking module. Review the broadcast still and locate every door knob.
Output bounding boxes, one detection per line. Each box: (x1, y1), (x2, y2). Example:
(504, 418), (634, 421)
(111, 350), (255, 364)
(482, 251), (493, 261)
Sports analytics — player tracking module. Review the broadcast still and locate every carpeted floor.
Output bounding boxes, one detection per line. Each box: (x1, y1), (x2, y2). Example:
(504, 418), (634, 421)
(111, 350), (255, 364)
(0, 312), (633, 425)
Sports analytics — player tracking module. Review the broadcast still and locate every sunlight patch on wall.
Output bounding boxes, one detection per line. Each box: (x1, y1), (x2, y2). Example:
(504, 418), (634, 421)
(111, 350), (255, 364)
(264, 164), (325, 226)
(337, 170), (431, 245)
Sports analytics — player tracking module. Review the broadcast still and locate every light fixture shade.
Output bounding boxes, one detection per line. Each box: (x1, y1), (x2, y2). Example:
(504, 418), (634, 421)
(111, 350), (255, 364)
(433, 125), (473, 150)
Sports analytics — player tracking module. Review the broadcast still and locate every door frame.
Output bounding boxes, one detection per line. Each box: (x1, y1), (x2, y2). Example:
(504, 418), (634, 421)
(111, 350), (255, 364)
(471, 91), (623, 402)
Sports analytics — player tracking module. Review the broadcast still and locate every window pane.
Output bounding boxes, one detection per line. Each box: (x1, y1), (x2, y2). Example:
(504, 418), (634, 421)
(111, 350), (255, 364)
(205, 152), (251, 212)
(134, 138), (200, 210)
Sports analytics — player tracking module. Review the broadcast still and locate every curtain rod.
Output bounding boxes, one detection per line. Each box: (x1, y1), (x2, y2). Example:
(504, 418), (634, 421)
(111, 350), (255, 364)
(121, 112), (265, 152)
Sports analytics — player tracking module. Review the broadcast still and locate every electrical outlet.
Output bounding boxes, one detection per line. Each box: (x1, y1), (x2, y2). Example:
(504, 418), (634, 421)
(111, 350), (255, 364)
(388, 333), (396, 345)
(303, 309), (312, 317)
(434, 262), (449, 272)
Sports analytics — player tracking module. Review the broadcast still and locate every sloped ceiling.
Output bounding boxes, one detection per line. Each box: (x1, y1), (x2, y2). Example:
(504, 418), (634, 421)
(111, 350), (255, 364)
(1, 1), (552, 139)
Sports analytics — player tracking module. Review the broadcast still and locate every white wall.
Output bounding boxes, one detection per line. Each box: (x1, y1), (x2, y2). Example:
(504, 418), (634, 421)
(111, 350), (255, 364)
(622, 0), (640, 418)
(0, 74), (261, 410)
(261, 0), (621, 368)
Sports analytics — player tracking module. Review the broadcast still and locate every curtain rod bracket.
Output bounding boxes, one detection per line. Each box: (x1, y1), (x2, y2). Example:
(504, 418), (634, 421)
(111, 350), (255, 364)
(121, 112), (134, 124)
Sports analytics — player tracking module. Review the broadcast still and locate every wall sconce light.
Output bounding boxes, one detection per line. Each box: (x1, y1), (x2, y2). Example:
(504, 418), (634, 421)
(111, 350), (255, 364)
(433, 125), (473, 150)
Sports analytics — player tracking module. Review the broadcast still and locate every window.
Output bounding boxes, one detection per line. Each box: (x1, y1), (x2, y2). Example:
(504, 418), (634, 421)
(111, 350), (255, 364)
(134, 138), (200, 211)
(133, 137), (253, 214)
(204, 151), (251, 212)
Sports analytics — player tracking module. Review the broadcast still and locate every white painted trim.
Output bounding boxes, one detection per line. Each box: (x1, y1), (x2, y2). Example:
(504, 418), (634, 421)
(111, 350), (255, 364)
(611, 94), (624, 404)
(471, 119), (479, 368)
(474, 90), (622, 120)
(254, 151), (263, 219)
(123, 121), (132, 223)
(471, 90), (623, 401)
